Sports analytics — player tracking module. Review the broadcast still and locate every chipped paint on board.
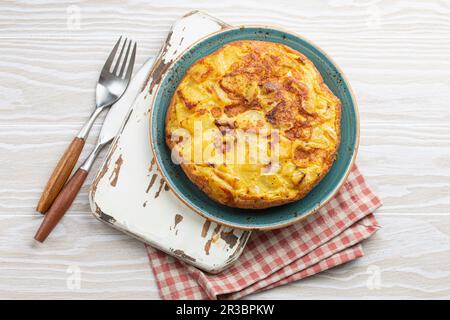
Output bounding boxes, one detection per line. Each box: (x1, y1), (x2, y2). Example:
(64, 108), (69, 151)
(109, 154), (123, 187)
(204, 224), (222, 255)
(90, 141), (118, 195)
(174, 214), (183, 227)
(154, 178), (166, 199)
(201, 220), (211, 238)
(172, 249), (196, 262)
(146, 174), (158, 193)
(89, 11), (251, 273)
(171, 214), (184, 235)
(220, 230), (238, 249)
(148, 157), (156, 172)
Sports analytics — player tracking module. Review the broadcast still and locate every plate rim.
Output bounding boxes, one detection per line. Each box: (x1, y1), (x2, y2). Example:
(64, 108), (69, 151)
(149, 24), (360, 230)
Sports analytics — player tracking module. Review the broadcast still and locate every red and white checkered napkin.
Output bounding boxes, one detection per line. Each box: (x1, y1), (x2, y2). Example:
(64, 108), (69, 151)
(146, 164), (382, 300)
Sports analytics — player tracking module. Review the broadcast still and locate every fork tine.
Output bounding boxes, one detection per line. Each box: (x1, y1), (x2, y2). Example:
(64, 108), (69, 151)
(112, 38), (128, 75)
(103, 36), (122, 71)
(118, 40), (132, 78)
(124, 42), (137, 80)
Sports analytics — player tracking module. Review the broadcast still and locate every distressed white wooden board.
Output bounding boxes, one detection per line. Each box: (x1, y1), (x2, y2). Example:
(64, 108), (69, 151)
(89, 11), (251, 273)
(1, 0), (450, 299)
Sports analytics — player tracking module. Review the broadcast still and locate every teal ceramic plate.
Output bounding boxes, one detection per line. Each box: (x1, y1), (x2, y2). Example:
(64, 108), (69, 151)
(150, 26), (359, 230)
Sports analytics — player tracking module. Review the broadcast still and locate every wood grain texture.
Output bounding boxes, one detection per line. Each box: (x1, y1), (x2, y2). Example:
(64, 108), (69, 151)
(35, 168), (89, 242)
(1, 0), (450, 299)
(36, 137), (85, 213)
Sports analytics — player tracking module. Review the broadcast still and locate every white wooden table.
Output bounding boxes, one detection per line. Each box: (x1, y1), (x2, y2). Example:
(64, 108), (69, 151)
(1, 0), (450, 299)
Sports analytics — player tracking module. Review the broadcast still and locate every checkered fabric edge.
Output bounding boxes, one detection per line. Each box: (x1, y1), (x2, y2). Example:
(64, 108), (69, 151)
(147, 164), (381, 300)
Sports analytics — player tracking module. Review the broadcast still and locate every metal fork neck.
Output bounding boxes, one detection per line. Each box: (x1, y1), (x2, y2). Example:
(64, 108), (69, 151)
(80, 140), (105, 172)
(76, 107), (105, 140)
(80, 135), (114, 172)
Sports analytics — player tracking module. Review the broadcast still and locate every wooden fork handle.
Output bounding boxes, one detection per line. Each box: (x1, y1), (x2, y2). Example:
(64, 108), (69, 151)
(34, 168), (88, 242)
(36, 137), (85, 213)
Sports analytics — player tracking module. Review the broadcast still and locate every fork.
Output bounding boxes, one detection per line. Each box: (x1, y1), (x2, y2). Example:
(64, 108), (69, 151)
(36, 37), (137, 214)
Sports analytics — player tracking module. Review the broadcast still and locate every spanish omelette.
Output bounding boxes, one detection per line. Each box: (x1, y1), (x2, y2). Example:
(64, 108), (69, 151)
(165, 40), (341, 209)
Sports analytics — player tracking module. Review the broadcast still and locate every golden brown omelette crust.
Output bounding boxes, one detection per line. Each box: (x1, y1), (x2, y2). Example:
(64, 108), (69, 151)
(165, 40), (341, 209)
